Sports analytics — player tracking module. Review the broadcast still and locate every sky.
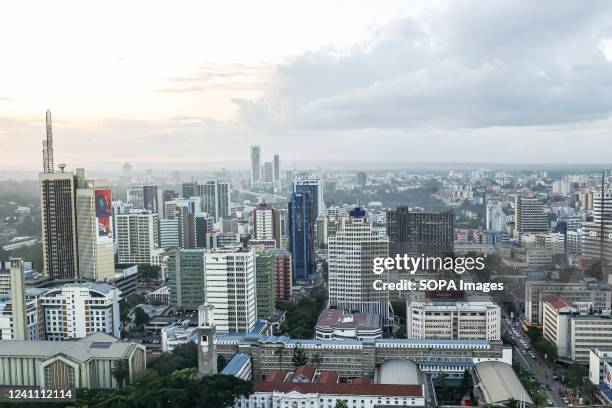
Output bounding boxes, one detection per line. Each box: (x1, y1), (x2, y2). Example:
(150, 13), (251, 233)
(2, 0), (612, 170)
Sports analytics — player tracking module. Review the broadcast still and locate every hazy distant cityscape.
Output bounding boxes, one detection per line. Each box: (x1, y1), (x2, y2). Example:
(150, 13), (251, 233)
(1, 109), (612, 408)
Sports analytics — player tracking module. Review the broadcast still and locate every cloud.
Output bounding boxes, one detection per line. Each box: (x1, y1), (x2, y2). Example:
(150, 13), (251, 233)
(156, 86), (203, 94)
(234, 0), (612, 130)
(0, 96), (12, 101)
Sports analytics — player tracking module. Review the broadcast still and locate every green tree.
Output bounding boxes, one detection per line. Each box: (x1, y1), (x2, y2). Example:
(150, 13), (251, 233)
(335, 400), (349, 408)
(112, 359), (131, 388)
(217, 354), (228, 372)
(292, 345), (307, 368)
(150, 342), (199, 377)
(138, 264), (161, 283)
(274, 346), (284, 369)
(132, 307), (150, 328)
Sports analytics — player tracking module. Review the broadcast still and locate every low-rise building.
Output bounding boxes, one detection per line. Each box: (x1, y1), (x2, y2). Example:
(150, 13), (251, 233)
(407, 298), (501, 341)
(315, 308), (382, 340)
(233, 364), (425, 408)
(0, 332), (146, 390)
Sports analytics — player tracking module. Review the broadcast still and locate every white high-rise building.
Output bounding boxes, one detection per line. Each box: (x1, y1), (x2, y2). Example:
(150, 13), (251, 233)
(199, 180), (230, 222)
(486, 203), (508, 233)
(116, 210), (159, 264)
(204, 247), (256, 332)
(252, 202), (281, 247)
(40, 283), (120, 340)
(328, 208), (390, 320)
(76, 183), (115, 282)
(407, 298), (501, 341)
(582, 189), (612, 263)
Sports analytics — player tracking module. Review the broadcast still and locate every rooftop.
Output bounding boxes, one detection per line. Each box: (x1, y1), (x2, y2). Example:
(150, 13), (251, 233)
(544, 294), (575, 310)
(316, 308), (381, 330)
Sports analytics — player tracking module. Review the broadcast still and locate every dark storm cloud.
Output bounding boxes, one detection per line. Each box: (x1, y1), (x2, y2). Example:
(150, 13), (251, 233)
(234, 0), (612, 130)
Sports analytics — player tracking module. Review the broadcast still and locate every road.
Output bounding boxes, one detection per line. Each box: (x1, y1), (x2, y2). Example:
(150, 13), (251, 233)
(503, 318), (568, 407)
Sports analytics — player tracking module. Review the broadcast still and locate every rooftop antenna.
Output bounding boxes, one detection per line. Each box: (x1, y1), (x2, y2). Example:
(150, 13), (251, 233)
(42, 109), (55, 173)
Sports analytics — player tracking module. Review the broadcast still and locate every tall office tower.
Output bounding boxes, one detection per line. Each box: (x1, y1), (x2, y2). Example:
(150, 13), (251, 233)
(582, 186), (612, 282)
(143, 185), (162, 218)
(163, 190), (179, 203)
(264, 162), (274, 182)
(182, 181), (197, 199)
(355, 172), (367, 188)
(288, 186), (316, 281)
(42, 110), (54, 173)
(195, 213), (214, 248)
(76, 183), (115, 282)
(163, 200), (178, 219)
(41, 283), (120, 340)
(121, 162), (133, 181)
(328, 208), (390, 319)
(252, 202), (281, 247)
(9, 259), (27, 340)
(168, 249), (206, 310)
(199, 180), (230, 222)
(160, 218), (180, 248)
(250, 145), (261, 186)
(116, 210), (159, 264)
(270, 249), (292, 301)
(273, 154), (280, 182)
(204, 247), (257, 332)
(177, 206), (195, 249)
(386, 207), (454, 261)
(126, 187), (144, 209)
(40, 170), (79, 280)
(293, 174), (324, 218)
(255, 252), (276, 320)
(514, 196), (548, 235)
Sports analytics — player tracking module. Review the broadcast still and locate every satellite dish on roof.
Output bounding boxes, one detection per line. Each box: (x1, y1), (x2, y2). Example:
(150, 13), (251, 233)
(58, 163), (66, 172)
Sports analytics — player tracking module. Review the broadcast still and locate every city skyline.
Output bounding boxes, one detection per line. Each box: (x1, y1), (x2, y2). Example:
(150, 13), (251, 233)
(3, 1), (612, 169)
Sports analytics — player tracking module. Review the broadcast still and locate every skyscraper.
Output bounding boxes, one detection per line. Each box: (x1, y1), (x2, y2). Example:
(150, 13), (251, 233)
(582, 178), (612, 281)
(42, 110), (54, 174)
(204, 247), (257, 332)
(9, 259), (27, 341)
(143, 185), (161, 217)
(40, 171), (79, 280)
(514, 196), (548, 235)
(76, 181), (115, 282)
(177, 206), (195, 249)
(386, 207), (454, 261)
(264, 162), (274, 182)
(288, 186), (316, 281)
(270, 249), (292, 301)
(293, 174), (324, 218)
(273, 154), (280, 182)
(182, 182), (198, 198)
(199, 180), (230, 222)
(195, 213), (214, 248)
(252, 202), (282, 247)
(355, 172), (367, 188)
(115, 210), (159, 264)
(168, 249), (206, 311)
(250, 145), (261, 187)
(255, 252), (276, 320)
(328, 208), (390, 319)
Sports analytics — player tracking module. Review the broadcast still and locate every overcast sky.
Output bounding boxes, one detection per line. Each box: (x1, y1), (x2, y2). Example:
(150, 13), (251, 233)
(2, 0), (612, 170)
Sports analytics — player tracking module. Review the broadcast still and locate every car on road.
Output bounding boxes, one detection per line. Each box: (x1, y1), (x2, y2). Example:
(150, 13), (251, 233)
(546, 399), (553, 406)
(522, 350), (527, 355)
(562, 397), (570, 404)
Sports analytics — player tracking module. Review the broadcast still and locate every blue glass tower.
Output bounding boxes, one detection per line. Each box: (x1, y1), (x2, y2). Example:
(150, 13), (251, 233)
(289, 185), (316, 281)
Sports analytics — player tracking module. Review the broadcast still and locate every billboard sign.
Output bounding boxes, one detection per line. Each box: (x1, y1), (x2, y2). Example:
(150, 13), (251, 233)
(604, 361), (612, 389)
(95, 189), (113, 238)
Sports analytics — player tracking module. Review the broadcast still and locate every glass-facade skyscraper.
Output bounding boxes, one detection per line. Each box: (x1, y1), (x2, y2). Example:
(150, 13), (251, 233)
(288, 185), (316, 281)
